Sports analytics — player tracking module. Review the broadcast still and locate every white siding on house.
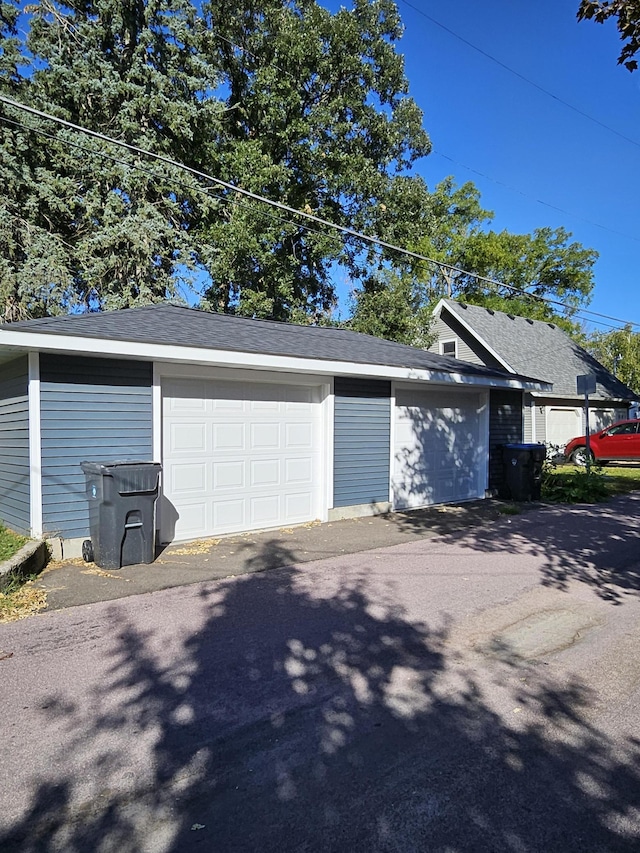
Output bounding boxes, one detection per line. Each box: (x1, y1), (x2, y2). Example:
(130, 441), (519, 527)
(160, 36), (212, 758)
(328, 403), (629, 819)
(587, 408), (627, 433)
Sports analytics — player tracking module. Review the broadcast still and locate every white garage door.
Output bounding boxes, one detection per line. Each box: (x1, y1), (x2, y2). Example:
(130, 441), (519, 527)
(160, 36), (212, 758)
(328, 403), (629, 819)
(546, 408), (581, 449)
(162, 377), (324, 542)
(393, 388), (486, 510)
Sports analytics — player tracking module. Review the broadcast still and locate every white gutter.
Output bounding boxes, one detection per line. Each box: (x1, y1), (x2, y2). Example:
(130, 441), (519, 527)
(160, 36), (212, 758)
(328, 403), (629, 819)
(0, 329), (551, 392)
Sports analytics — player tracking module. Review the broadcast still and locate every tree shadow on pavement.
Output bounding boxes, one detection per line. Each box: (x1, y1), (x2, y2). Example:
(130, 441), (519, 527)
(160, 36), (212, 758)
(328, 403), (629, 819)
(430, 493), (640, 605)
(2, 533), (640, 852)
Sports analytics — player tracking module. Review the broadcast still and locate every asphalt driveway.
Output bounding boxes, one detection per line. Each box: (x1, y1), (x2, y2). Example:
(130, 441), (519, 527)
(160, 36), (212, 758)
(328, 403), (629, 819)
(2, 495), (640, 852)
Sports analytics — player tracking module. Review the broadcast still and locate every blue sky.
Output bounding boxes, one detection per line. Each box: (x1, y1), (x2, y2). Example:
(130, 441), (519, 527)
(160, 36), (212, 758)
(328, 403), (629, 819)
(327, 0), (640, 333)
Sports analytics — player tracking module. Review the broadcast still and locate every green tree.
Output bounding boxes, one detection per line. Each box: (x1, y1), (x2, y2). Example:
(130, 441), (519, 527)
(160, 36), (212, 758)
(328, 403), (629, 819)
(0, 0), (223, 317)
(451, 226), (597, 326)
(1, 0), (432, 322)
(349, 177), (597, 342)
(578, 1), (640, 71)
(414, 180), (597, 323)
(588, 325), (640, 393)
(197, 0), (432, 320)
(348, 270), (434, 348)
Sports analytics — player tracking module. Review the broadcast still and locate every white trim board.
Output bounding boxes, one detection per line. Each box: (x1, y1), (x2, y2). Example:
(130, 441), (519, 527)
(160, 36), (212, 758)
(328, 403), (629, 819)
(0, 329), (550, 392)
(28, 351), (42, 538)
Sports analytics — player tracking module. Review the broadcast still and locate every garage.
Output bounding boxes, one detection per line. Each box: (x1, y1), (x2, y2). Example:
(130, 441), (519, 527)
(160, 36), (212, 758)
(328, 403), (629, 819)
(546, 407), (581, 449)
(161, 375), (325, 542)
(393, 388), (488, 510)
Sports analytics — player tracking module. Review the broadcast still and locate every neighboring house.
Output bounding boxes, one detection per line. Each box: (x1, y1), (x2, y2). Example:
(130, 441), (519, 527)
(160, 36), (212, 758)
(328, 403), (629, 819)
(0, 304), (548, 556)
(430, 299), (636, 450)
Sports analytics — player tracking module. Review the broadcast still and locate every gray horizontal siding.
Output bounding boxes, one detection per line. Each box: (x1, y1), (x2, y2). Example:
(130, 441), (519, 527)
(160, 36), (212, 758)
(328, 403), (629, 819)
(430, 313), (506, 370)
(334, 378), (391, 507)
(40, 354), (153, 539)
(0, 356), (30, 535)
(489, 389), (524, 493)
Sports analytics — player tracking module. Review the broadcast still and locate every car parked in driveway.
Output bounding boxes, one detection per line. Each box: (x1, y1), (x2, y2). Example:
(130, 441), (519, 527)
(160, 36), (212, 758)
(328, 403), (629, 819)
(565, 419), (640, 465)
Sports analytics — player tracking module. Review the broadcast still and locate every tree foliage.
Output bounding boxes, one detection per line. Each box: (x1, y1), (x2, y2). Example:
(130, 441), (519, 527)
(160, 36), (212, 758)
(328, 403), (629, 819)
(415, 179), (597, 321)
(588, 325), (640, 393)
(578, 1), (640, 71)
(0, 0), (432, 321)
(1, 0), (222, 317)
(197, 0), (431, 320)
(350, 177), (597, 342)
(348, 271), (434, 348)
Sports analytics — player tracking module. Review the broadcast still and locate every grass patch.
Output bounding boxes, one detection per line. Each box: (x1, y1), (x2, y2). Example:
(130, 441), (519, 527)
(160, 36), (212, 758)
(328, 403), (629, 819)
(0, 574), (47, 623)
(598, 464), (640, 495)
(542, 463), (640, 503)
(0, 523), (28, 562)
(498, 503), (522, 516)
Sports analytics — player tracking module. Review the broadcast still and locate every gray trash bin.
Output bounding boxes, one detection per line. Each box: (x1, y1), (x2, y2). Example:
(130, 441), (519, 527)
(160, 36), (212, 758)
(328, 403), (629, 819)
(502, 443), (546, 501)
(80, 461), (162, 569)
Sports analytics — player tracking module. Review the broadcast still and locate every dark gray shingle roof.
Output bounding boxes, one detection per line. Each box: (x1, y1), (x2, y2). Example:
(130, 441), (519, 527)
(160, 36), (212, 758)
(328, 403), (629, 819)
(442, 299), (636, 399)
(7, 303), (535, 382)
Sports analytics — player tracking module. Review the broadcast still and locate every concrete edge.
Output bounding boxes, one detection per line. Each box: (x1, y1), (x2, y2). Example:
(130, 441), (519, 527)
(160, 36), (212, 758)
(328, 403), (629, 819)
(0, 540), (50, 591)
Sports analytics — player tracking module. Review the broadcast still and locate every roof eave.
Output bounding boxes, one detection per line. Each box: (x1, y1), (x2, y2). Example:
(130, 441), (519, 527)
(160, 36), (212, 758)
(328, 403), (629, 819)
(0, 330), (548, 391)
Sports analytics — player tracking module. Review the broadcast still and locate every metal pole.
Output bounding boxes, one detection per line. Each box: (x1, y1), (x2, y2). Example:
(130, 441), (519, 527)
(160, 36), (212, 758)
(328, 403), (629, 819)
(585, 392), (591, 475)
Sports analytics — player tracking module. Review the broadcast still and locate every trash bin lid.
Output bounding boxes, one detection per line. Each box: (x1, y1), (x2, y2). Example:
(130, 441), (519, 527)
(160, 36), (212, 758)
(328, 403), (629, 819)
(80, 461), (162, 494)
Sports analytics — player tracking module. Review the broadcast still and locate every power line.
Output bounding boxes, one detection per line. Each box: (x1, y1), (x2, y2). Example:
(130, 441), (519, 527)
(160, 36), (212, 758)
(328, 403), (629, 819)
(398, 0), (640, 151)
(1, 94), (639, 332)
(0, 113), (335, 242)
(199, 22), (640, 251)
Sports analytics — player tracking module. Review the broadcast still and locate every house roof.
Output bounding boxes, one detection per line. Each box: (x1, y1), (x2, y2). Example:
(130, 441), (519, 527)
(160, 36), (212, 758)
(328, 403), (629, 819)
(437, 298), (636, 400)
(0, 303), (548, 390)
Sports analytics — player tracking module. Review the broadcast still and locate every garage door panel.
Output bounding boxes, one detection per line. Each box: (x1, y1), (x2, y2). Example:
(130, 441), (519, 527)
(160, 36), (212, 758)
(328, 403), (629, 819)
(176, 502), (208, 537)
(213, 499), (245, 531)
(250, 422), (280, 449)
(170, 422), (207, 453)
(250, 459), (280, 487)
(250, 495), (281, 525)
(214, 423), (245, 451)
(162, 377), (323, 541)
(170, 462), (207, 494)
(285, 491), (313, 519)
(251, 399), (280, 412)
(547, 408), (581, 448)
(285, 457), (313, 484)
(213, 460), (244, 490)
(214, 397), (244, 411)
(286, 422), (313, 448)
(393, 390), (485, 510)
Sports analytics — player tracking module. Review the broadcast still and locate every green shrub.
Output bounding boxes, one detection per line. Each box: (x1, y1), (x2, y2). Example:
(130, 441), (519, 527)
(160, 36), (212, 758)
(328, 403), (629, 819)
(541, 462), (609, 503)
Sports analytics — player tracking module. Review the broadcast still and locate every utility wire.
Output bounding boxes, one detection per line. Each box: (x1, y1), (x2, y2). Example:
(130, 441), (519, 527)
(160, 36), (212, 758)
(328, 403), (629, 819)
(1, 94), (639, 332)
(398, 0), (640, 151)
(0, 113), (335, 242)
(209, 20), (640, 251)
(432, 149), (640, 246)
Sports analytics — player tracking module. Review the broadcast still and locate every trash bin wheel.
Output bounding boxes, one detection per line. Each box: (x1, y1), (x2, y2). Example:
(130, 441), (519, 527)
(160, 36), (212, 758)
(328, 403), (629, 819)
(82, 539), (95, 563)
